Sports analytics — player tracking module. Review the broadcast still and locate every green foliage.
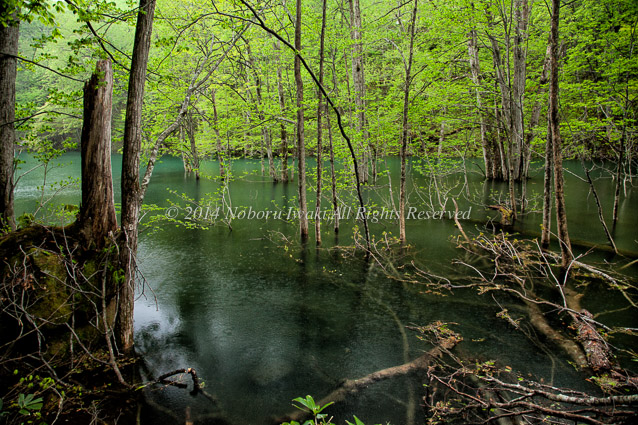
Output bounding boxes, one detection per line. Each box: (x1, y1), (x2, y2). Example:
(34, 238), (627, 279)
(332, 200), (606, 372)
(17, 393), (43, 416)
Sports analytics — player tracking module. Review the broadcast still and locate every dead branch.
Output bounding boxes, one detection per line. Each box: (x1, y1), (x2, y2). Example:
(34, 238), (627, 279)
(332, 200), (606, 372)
(274, 332), (460, 424)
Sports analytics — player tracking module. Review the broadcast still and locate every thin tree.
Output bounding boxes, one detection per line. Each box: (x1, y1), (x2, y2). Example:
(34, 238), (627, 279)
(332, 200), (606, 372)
(315, 0), (327, 245)
(399, 0), (418, 246)
(541, 121), (552, 248)
(548, 0), (572, 271)
(237, 0), (371, 251)
(349, 0), (369, 184)
(294, 0), (309, 242)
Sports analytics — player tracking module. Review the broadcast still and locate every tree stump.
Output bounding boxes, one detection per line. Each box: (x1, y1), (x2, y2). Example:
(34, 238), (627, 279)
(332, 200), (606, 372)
(78, 59), (117, 248)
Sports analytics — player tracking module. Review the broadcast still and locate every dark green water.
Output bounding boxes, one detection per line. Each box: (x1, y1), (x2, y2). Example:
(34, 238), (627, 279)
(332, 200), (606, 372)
(13, 153), (638, 424)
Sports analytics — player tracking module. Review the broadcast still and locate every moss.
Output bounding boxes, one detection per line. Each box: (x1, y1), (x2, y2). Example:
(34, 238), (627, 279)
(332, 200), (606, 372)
(28, 248), (73, 326)
(1, 225), (124, 364)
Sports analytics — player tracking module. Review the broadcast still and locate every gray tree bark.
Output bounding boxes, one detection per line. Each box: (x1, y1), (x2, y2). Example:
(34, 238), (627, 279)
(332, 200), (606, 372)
(119, 0), (156, 353)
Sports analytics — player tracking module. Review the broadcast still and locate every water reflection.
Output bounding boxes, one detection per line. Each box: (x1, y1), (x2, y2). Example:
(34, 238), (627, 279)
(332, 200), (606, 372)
(12, 153), (638, 423)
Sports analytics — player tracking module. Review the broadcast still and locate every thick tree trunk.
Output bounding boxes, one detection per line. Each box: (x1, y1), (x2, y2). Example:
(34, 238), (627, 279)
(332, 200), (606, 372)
(549, 0), (572, 271)
(119, 0), (156, 353)
(0, 7), (19, 231)
(78, 60), (118, 248)
(399, 0), (418, 246)
(315, 0), (327, 246)
(294, 0), (308, 242)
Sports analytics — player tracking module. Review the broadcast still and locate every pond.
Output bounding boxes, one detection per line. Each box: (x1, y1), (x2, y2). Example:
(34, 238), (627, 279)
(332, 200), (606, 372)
(13, 153), (638, 424)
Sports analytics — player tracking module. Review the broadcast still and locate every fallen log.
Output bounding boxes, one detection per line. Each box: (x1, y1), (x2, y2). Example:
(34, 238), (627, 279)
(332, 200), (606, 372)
(273, 335), (459, 424)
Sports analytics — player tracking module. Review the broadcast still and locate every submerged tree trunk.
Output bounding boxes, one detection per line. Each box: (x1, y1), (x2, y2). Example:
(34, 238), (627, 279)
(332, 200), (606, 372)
(245, 41), (275, 180)
(315, 0), (327, 246)
(119, 0), (156, 353)
(275, 39), (289, 183)
(294, 0), (308, 242)
(549, 0), (572, 271)
(211, 89), (225, 179)
(399, 0), (418, 246)
(0, 7), (19, 231)
(78, 60), (118, 248)
(511, 0), (529, 181)
(541, 122), (553, 249)
(185, 111), (200, 180)
(468, 27), (492, 179)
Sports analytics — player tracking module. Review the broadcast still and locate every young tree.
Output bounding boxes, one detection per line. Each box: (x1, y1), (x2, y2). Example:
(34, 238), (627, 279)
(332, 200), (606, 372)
(349, 0), (369, 184)
(548, 0), (572, 271)
(399, 0), (418, 246)
(314, 0), (327, 245)
(294, 0), (308, 242)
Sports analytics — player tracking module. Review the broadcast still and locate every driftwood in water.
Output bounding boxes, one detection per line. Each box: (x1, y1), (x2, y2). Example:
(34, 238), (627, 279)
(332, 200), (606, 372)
(273, 335), (459, 424)
(77, 59), (117, 248)
(573, 309), (613, 372)
(157, 367), (201, 393)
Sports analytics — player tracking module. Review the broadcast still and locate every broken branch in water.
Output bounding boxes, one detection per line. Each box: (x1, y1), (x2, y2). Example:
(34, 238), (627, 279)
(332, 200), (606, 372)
(273, 327), (460, 424)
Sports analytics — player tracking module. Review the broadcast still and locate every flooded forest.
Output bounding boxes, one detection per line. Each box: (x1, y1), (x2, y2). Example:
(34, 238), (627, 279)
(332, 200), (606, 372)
(1, 0), (637, 424)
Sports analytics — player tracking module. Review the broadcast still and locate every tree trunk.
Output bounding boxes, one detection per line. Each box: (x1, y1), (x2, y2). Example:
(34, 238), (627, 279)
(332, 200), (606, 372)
(511, 0), (529, 181)
(294, 0), (308, 242)
(582, 159), (617, 254)
(245, 41), (275, 181)
(549, 0), (572, 271)
(315, 0), (327, 246)
(78, 60), (118, 248)
(0, 7), (19, 231)
(349, 0), (369, 184)
(119, 0), (156, 353)
(541, 121), (552, 249)
(211, 89), (225, 179)
(612, 133), (624, 225)
(468, 27), (492, 179)
(275, 39), (289, 183)
(327, 108), (339, 234)
(185, 111), (200, 180)
(399, 0), (418, 246)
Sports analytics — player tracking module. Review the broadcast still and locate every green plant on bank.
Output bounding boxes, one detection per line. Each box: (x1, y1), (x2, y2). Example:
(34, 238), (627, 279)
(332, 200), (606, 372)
(281, 395), (386, 425)
(282, 395), (334, 425)
(0, 393), (45, 425)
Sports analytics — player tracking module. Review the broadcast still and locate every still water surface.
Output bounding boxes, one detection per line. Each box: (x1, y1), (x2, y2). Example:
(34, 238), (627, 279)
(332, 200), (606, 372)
(14, 153), (638, 424)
